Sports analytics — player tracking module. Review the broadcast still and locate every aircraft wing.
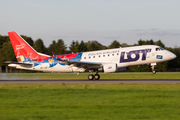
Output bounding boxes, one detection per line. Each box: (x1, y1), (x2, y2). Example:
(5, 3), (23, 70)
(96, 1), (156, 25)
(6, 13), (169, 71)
(64, 60), (102, 69)
(52, 52), (102, 68)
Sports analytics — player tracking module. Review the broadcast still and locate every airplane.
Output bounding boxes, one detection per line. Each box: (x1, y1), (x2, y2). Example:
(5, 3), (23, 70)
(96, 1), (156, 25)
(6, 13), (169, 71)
(6, 31), (176, 80)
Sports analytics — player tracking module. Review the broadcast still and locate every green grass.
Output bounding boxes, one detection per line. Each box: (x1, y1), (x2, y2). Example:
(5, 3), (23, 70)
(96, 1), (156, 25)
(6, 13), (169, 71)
(0, 72), (180, 80)
(0, 84), (180, 120)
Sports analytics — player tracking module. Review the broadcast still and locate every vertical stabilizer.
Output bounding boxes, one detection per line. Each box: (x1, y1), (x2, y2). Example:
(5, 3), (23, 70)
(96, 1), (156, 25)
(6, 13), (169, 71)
(8, 31), (48, 62)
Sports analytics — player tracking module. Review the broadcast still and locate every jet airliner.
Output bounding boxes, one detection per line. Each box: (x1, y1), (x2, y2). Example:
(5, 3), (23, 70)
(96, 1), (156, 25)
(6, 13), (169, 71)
(7, 32), (176, 80)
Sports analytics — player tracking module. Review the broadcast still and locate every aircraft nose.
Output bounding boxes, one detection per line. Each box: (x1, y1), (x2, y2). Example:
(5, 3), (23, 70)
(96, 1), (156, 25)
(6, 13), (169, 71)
(169, 52), (177, 59)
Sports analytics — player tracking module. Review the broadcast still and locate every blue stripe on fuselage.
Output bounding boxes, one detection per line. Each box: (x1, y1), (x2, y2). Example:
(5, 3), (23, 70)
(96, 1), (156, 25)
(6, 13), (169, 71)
(26, 53), (83, 68)
(68, 53), (83, 62)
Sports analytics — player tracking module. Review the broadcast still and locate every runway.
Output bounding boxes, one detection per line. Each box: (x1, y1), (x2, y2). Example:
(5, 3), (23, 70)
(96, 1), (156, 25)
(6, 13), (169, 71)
(1, 79), (180, 84)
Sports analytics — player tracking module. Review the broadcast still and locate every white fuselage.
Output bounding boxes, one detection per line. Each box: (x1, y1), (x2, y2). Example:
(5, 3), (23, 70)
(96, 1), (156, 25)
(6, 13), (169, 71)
(81, 45), (175, 67)
(9, 45), (176, 73)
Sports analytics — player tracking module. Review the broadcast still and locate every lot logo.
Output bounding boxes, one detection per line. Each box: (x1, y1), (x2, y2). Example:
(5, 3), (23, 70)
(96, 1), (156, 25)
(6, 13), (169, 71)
(108, 67), (112, 69)
(120, 49), (151, 63)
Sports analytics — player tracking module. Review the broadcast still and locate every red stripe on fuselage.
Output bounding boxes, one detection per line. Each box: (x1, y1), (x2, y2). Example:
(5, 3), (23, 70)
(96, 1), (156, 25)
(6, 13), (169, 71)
(37, 53), (79, 62)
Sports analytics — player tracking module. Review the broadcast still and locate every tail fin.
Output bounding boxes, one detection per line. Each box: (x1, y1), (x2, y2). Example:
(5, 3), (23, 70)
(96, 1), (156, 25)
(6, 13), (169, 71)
(8, 31), (49, 62)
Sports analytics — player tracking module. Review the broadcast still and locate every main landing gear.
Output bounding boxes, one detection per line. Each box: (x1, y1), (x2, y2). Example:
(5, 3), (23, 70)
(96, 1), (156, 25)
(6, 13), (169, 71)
(88, 71), (100, 80)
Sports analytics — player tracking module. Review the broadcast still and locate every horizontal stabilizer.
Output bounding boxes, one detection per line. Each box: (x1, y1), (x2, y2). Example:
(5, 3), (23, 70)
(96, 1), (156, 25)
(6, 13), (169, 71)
(5, 61), (34, 67)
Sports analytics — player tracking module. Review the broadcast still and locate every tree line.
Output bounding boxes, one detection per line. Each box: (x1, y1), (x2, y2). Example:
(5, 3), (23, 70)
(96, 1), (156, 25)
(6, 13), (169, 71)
(0, 34), (179, 72)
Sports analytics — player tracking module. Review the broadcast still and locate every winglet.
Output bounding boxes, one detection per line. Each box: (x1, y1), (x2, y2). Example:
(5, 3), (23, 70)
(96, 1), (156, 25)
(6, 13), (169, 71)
(52, 52), (62, 61)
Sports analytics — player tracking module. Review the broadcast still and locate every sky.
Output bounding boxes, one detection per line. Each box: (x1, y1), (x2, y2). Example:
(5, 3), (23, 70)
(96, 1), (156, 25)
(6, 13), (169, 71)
(1, 0), (180, 48)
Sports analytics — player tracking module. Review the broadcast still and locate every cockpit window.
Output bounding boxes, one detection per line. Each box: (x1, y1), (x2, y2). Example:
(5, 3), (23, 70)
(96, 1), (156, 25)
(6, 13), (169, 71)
(160, 47), (165, 50)
(156, 47), (165, 51)
(156, 48), (160, 51)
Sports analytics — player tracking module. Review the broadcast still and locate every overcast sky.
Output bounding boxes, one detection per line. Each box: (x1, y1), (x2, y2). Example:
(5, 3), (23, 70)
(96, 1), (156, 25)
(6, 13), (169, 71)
(1, 0), (180, 48)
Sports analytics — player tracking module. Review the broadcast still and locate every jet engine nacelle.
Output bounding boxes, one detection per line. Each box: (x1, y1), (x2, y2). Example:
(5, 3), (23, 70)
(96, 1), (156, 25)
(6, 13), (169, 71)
(103, 63), (117, 73)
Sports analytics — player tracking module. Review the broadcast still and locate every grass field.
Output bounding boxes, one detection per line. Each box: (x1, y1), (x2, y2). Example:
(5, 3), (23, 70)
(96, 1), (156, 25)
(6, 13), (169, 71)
(0, 84), (180, 120)
(0, 72), (180, 80)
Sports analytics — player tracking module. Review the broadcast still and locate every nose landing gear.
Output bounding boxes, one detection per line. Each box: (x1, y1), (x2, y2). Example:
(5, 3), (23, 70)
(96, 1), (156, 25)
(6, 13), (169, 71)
(152, 70), (156, 74)
(151, 63), (156, 74)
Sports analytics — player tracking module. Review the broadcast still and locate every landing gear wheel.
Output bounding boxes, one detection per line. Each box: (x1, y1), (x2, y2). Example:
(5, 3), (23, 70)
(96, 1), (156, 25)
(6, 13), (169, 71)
(88, 74), (94, 80)
(152, 70), (156, 74)
(94, 74), (100, 80)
